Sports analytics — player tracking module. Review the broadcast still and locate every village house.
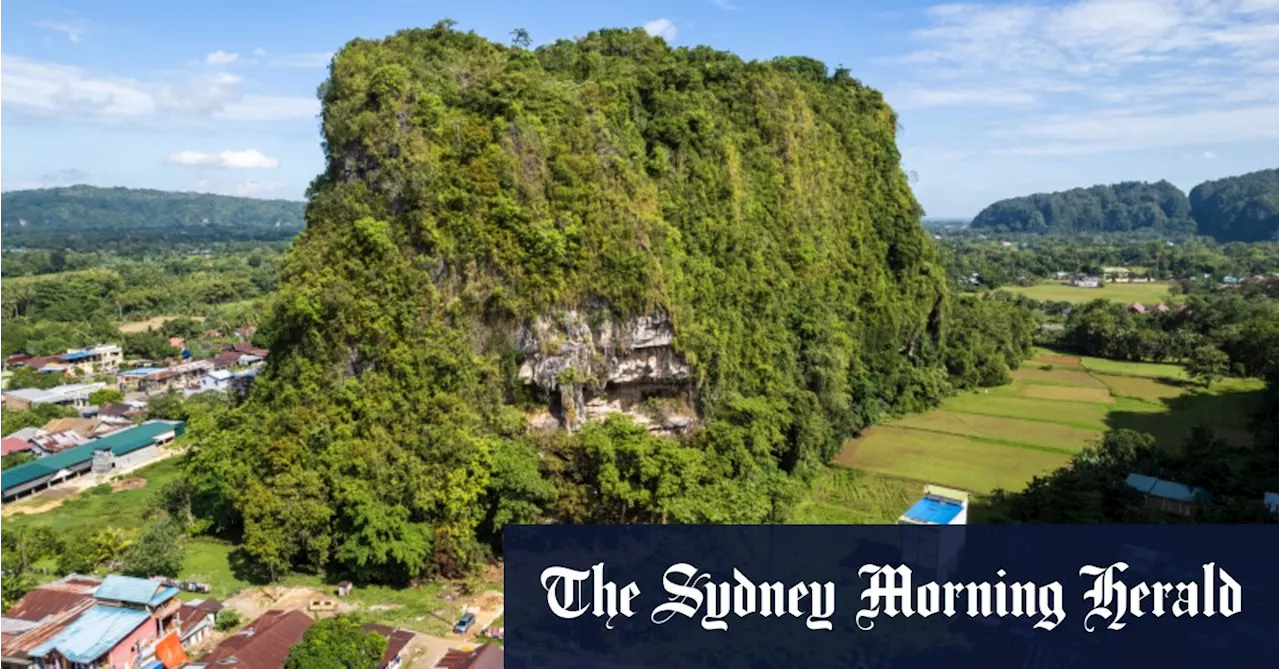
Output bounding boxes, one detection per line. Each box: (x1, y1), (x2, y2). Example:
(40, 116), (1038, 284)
(188, 609), (315, 669)
(435, 644), (505, 669)
(1102, 267), (1132, 282)
(1069, 274), (1100, 288)
(1125, 473), (1209, 517)
(118, 361), (215, 394)
(13, 575), (183, 669)
(57, 344), (125, 375)
(364, 625), (417, 669)
(28, 429), (91, 456)
(2, 383), (106, 411)
(174, 599), (226, 650)
(0, 437), (34, 458)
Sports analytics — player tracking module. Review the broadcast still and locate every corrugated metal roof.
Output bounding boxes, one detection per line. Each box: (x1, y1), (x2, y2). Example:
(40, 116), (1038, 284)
(1, 421), (184, 492)
(901, 497), (963, 524)
(94, 575), (177, 606)
(1124, 473), (1207, 503)
(28, 605), (150, 663)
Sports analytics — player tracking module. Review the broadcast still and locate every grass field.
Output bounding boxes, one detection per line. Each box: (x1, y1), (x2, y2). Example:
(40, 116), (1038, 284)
(1002, 280), (1184, 305)
(827, 349), (1265, 503)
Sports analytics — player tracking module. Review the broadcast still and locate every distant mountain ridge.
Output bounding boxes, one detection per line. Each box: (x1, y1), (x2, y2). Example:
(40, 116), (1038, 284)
(1, 185), (306, 248)
(969, 170), (1278, 241)
(970, 180), (1194, 235)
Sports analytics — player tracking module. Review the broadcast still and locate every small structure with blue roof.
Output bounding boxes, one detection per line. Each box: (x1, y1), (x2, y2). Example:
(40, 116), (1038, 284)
(898, 485), (969, 525)
(1263, 492), (1277, 515)
(898, 485), (970, 581)
(1125, 473), (1209, 517)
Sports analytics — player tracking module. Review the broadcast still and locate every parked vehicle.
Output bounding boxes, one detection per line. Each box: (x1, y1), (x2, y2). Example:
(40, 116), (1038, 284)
(454, 612), (476, 634)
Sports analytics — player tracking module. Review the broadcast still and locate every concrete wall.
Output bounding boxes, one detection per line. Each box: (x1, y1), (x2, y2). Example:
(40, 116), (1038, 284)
(109, 444), (161, 472)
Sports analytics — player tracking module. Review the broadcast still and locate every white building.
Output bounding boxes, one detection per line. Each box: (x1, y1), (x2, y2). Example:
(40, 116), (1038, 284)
(2, 383), (107, 411)
(58, 344), (124, 375)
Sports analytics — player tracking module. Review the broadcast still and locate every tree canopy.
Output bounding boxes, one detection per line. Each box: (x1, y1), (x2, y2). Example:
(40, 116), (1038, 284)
(1188, 169), (1279, 243)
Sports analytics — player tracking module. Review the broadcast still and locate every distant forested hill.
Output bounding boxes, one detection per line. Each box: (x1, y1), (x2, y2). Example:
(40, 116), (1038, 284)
(0, 185), (305, 249)
(1189, 169), (1279, 242)
(970, 180), (1195, 235)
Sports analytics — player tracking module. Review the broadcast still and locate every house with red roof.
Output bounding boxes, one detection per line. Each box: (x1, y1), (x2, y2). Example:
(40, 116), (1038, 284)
(0, 437), (33, 457)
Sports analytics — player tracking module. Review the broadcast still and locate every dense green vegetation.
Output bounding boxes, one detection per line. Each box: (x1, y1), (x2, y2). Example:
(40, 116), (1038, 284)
(0, 186), (304, 250)
(1188, 169), (1279, 242)
(285, 616), (387, 669)
(1, 249), (278, 357)
(180, 23), (1032, 584)
(970, 181), (1194, 235)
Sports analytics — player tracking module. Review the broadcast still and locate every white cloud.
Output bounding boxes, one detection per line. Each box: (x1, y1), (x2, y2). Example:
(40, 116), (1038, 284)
(253, 47), (267, 56)
(215, 96), (320, 121)
(267, 52), (333, 68)
(1202, 150), (1218, 159)
(166, 149), (281, 169)
(234, 180), (285, 197)
(0, 55), (319, 125)
(35, 20), (87, 43)
(894, 0), (1278, 156)
(205, 50), (239, 65)
(709, 0), (740, 10)
(891, 87), (1038, 110)
(643, 18), (678, 42)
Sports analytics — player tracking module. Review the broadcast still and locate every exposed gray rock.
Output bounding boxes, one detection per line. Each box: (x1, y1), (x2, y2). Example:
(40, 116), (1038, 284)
(517, 310), (692, 431)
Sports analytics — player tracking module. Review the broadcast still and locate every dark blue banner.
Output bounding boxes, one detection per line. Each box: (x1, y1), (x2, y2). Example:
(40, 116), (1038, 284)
(504, 525), (1278, 668)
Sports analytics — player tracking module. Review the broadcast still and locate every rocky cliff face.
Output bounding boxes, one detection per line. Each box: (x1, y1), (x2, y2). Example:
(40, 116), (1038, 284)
(516, 310), (695, 433)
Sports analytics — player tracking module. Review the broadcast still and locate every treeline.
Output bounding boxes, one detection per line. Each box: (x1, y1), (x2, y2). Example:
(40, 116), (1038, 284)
(937, 238), (1277, 289)
(178, 23), (1037, 585)
(970, 170), (1279, 241)
(1, 249), (279, 357)
(0, 186), (305, 250)
(1045, 293), (1277, 382)
(971, 180), (1194, 235)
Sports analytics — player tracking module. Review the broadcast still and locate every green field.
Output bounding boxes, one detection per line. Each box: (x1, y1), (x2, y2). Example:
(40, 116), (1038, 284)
(823, 350), (1264, 504)
(1002, 281), (1183, 305)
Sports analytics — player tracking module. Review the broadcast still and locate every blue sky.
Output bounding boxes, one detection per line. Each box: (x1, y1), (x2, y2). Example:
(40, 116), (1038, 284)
(2, 0), (1277, 218)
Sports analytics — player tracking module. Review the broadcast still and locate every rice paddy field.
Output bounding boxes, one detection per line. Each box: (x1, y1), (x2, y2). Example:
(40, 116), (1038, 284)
(1001, 280), (1184, 305)
(794, 348), (1266, 522)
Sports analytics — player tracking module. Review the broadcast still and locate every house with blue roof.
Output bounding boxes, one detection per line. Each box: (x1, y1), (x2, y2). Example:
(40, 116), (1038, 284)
(898, 485), (969, 526)
(27, 575), (183, 669)
(1125, 473), (1209, 517)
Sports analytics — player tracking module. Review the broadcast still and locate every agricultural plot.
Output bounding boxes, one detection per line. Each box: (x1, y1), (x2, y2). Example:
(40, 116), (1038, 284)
(1002, 281), (1184, 305)
(833, 351), (1264, 500)
(891, 411), (1096, 453)
(838, 426), (1072, 494)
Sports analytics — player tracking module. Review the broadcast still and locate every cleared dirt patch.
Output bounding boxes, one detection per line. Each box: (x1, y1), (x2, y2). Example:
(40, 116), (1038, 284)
(1, 499), (66, 517)
(118, 315), (205, 333)
(112, 478), (147, 492)
(1021, 384), (1114, 404)
(892, 410), (1099, 452)
(837, 426), (1070, 494)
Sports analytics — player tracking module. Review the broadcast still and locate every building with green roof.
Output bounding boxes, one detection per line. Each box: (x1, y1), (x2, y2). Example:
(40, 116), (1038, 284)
(1, 420), (183, 503)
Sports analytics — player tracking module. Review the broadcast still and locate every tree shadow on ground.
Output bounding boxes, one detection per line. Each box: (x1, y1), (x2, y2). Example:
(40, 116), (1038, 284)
(1105, 385), (1264, 453)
